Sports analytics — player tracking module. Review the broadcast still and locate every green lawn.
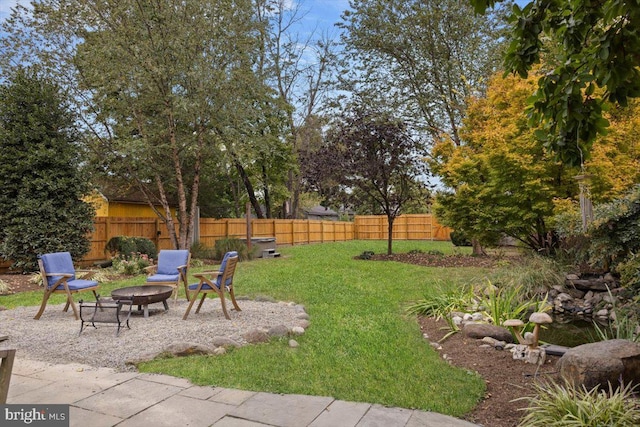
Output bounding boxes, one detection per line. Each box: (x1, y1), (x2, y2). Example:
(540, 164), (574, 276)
(145, 240), (488, 416)
(1, 240), (489, 416)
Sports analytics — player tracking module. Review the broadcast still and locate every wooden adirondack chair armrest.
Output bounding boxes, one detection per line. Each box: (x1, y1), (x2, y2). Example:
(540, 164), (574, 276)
(193, 271), (222, 279)
(45, 273), (72, 289)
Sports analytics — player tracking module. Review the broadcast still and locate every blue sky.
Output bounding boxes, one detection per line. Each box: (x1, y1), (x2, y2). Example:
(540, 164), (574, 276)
(296, 0), (350, 32)
(0, 0), (19, 20)
(0, 0), (24, 18)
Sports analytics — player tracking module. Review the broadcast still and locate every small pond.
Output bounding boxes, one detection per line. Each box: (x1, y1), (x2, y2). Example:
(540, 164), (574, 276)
(539, 314), (606, 348)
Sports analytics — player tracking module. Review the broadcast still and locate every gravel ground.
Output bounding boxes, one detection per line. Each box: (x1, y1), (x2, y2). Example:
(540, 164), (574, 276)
(0, 298), (308, 371)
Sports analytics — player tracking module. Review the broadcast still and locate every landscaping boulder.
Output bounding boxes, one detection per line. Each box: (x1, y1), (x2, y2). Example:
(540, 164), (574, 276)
(243, 328), (270, 343)
(163, 342), (215, 357)
(125, 342), (215, 365)
(212, 336), (242, 347)
(268, 324), (290, 337)
(558, 339), (640, 390)
(462, 323), (514, 343)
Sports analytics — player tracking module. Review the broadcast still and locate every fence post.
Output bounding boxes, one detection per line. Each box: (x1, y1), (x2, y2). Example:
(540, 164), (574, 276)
(105, 217), (112, 251)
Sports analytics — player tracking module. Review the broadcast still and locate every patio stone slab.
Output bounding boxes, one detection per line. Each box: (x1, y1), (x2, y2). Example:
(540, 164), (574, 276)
(7, 376), (106, 404)
(356, 404), (413, 427)
(231, 392), (334, 427)
(9, 358), (50, 376)
(406, 411), (479, 427)
(213, 416), (274, 427)
(3, 356), (482, 427)
(30, 363), (137, 388)
(69, 406), (123, 427)
(117, 394), (234, 427)
(179, 384), (221, 400)
(74, 378), (182, 418)
(5, 375), (53, 402)
(137, 372), (195, 388)
(309, 400), (371, 427)
(209, 388), (257, 405)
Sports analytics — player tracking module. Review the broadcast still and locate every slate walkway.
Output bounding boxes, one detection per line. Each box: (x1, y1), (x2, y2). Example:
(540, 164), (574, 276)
(6, 358), (479, 427)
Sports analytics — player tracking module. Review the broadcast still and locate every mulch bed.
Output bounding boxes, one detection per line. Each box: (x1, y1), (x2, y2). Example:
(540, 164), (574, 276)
(369, 252), (511, 268)
(419, 316), (559, 427)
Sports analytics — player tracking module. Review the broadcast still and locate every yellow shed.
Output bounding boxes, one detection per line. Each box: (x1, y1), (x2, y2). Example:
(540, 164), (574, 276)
(86, 189), (177, 218)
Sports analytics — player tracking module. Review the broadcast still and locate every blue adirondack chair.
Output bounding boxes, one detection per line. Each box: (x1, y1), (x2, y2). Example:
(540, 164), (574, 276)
(183, 251), (240, 320)
(34, 252), (99, 320)
(144, 249), (190, 301)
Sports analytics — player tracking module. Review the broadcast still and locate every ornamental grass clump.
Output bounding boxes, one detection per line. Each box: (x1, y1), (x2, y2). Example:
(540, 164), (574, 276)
(406, 282), (475, 320)
(517, 380), (640, 427)
(591, 289), (640, 342)
(480, 282), (546, 326)
(0, 279), (9, 295)
(485, 255), (565, 300)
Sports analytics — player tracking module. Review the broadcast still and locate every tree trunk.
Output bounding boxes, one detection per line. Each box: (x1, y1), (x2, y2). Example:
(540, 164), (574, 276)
(471, 238), (486, 256)
(286, 167), (301, 219)
(154, 175), (180, 249)
(166, 109), (190, 249)
(185, 128), (204, 248)
(387, 216), (394, 255)
(233, 157), (264, 219)
(262, 164), (272, 218)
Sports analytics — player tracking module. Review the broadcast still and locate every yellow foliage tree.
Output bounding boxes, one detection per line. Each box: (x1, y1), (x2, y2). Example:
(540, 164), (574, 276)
(432, 69), (640, 252)
(586, 101), (640, 203)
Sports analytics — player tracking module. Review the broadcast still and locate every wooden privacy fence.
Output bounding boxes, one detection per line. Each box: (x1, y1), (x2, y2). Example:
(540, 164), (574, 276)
(0, 214), (451, 268)
(85, 216), (358, 265)
(198, 218), (355, 248)
(354, 214), (452, 241)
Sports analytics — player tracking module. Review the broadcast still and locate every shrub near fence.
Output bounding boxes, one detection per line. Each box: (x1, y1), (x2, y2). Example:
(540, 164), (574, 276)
(0, 214), (451, 270)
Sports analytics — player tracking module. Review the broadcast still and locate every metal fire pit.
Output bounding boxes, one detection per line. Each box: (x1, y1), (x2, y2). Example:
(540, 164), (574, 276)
(111, 285), (173, 318)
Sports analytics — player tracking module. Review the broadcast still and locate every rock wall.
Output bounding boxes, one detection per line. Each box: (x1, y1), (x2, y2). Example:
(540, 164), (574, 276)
(550, 273), (624, 322)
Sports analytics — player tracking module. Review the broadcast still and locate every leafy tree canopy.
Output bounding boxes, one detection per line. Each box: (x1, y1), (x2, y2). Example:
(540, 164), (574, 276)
(470, 0), (640, 166)
(0, 0), (295, 247)
(306, 106), (428, 254)
(0, 69), (94, 271)
(433, 68), (640, 253)
(340, 0), (506, 146)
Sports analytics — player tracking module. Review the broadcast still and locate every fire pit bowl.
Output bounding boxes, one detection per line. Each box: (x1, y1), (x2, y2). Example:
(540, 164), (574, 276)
(111, 285), (174, 318)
